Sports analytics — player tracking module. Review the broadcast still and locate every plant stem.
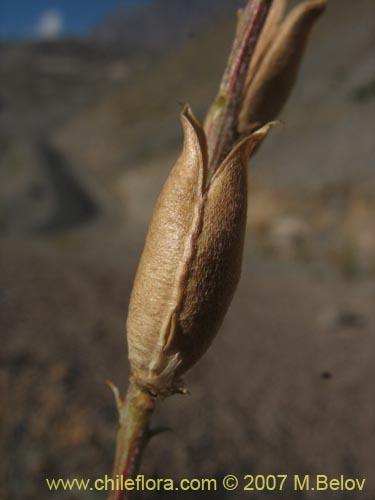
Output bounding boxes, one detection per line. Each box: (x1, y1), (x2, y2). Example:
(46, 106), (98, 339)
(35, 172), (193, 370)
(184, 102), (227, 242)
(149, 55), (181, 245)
(107, 3), (273, 496)
(108, 382), (155, 500)
(204, 0), (272, 174)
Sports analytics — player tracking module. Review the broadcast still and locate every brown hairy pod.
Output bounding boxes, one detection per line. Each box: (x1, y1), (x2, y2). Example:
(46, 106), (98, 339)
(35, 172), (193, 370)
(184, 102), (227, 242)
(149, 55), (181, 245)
(127, 107), (271, 396)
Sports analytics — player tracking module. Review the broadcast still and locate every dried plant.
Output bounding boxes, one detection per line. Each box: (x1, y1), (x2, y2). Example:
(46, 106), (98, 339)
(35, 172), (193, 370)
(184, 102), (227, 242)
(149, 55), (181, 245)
(107, 1), (326, 498)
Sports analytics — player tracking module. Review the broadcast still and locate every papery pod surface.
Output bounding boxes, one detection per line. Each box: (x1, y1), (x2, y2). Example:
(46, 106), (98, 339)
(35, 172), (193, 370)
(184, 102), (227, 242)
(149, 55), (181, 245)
(127, 107), (270, 395)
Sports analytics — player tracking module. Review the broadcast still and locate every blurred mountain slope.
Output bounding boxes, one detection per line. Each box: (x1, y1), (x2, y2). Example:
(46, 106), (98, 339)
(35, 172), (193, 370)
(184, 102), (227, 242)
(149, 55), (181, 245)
(0, 0), (373, 265)
(57, 0), (375, 189)
(92, 0), (243, 52)
(54, 0), (374, 275)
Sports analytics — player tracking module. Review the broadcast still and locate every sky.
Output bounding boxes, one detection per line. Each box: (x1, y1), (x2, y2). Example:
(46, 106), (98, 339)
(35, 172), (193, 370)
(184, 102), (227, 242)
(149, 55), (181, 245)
(0, 0), (151, 40)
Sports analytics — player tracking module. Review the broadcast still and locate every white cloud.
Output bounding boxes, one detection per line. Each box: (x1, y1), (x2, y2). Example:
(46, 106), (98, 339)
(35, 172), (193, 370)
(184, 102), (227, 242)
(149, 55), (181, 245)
(35, 10), (64, 39)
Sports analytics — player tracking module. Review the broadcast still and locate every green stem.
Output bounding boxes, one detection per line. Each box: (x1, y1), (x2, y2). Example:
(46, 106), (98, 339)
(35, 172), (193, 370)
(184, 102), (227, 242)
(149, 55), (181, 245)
(108, 382), (155, 500)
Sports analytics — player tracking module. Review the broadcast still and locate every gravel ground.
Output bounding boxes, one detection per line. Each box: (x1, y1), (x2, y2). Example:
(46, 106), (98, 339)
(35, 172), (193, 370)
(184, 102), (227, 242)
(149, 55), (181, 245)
(1, 238), (373, 499)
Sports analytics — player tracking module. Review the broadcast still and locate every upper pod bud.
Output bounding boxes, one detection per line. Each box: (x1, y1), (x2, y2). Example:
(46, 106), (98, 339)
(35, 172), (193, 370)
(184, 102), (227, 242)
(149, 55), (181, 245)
(238, 0), (327, 133)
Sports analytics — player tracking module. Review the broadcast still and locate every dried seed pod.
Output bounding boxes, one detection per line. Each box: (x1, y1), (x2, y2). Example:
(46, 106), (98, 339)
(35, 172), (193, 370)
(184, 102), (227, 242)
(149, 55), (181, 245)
(238, 0), (326, 133)
(127, 107), (271, 396)
(246, 0), (287, 83)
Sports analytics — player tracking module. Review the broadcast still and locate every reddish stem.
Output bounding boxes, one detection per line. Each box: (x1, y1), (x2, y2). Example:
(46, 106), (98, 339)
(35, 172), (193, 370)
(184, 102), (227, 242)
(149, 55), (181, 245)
(204, 0), (272, 173)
